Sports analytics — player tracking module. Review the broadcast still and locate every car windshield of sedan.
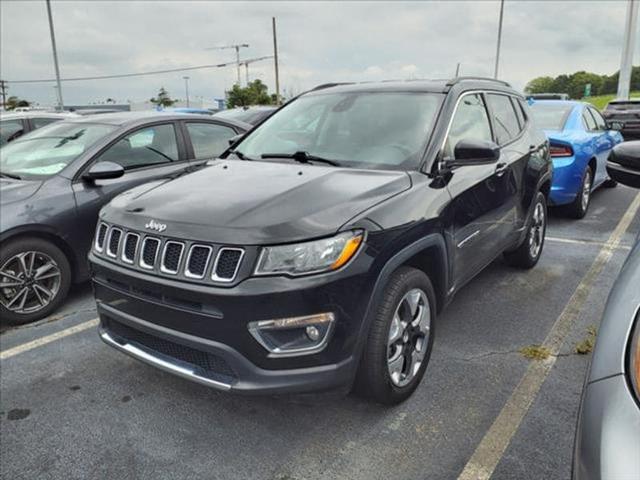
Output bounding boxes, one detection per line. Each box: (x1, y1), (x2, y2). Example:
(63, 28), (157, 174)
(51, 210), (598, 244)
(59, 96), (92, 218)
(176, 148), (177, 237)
(529, 103), (574, 131)
(0, 122), (117, 179)
(233, 91), (443, 170)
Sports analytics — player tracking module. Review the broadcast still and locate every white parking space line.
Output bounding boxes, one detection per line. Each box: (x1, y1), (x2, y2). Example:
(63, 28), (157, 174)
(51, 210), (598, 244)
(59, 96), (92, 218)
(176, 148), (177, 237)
(0, 318), (99, 360)
(458, 192), (640, 480)
(546, 236), (632, 250)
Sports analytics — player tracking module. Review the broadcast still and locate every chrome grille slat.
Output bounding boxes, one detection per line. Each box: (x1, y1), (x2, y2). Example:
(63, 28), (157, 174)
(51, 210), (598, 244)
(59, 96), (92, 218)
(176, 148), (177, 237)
(121, 233), (140, 264)
(140, 237), (161, 270)
(95, 223), (108, 252)
(212, 248), (244, 282)
(185, 245), (213, 279)
(160, 241), (185, 275)
(106, 228), (122, 258)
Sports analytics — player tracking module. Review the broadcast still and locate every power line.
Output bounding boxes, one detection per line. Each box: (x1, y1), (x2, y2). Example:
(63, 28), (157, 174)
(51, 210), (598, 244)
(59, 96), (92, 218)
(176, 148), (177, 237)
(4, 57), (270, 84)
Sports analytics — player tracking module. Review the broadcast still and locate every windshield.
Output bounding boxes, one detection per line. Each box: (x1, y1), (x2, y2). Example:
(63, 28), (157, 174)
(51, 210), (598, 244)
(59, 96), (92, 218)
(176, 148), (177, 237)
(0, 121), (117, 179)
(529, 103), (573, 131)
(216, 108), (274, 125)
(234, 91), (443, 170)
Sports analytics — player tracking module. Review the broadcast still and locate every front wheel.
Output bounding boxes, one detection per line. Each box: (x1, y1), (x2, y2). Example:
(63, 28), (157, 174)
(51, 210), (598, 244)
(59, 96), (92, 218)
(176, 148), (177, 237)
(504, 192), (547, 269)
(0, 237), (71, 325)
(355, 267), (436, 405)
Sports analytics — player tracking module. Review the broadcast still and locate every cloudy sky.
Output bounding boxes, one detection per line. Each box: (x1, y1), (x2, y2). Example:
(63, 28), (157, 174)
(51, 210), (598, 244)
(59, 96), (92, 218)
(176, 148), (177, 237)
(0, 0), (636, 106)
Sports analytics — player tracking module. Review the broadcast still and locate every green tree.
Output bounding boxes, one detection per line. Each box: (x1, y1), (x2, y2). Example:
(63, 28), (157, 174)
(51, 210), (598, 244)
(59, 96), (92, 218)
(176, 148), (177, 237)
(226, 80), (273, 108)
(5, 96), (30, 110)
(524, 76), (555, 94)
(567, 71), (604, 99)
(150, 87), (177, 107)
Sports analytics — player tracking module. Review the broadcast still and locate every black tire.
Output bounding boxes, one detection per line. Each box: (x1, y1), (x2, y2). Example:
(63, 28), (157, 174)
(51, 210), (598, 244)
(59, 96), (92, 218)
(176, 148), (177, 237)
(355, 266), (436, 405)
(0, 237), (71, 325)
(602, 178), (618, 188)
(504, 192), (547, 269)
(567, 166), (593, 219)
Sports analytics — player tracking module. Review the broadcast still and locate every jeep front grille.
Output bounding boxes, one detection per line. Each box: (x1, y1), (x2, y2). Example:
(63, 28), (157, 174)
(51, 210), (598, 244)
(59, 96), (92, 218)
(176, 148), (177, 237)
(93, 223), (244, 284)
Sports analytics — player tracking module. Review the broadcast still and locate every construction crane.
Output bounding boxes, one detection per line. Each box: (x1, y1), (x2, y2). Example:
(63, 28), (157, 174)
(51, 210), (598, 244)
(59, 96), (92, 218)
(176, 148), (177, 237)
(238, 55), (274, 85)
(205, 44), (249, 85)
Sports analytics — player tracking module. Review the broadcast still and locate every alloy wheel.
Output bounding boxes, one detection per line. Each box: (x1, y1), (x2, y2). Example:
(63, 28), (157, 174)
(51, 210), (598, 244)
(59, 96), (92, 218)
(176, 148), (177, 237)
(528, 201), (545, 259)
(581, 170), (592, 212)
(387, 288), (431, 387)
(0, 251), (62, 315)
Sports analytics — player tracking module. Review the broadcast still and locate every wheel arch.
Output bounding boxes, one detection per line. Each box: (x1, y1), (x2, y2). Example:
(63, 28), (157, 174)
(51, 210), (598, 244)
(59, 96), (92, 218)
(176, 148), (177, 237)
(0, 226), (78, 282)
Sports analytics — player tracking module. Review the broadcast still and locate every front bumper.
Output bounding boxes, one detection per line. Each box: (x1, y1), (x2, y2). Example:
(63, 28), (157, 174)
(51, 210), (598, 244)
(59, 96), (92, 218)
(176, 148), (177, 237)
(90, 250), (374, 394)
(573, 374), (640, 480)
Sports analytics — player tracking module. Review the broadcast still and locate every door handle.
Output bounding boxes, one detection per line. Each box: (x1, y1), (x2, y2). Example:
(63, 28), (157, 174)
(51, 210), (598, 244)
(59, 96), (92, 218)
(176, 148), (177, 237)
(495, 162), (508, 176)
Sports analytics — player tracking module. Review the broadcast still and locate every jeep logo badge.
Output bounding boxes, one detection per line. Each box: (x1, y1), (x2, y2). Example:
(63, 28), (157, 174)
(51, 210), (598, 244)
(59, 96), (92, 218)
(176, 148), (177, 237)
(145, 219), (167, 233)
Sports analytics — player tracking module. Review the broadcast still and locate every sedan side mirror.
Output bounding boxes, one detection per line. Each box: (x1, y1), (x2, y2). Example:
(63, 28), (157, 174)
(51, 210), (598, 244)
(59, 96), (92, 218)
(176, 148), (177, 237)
(228, 134), (243, 147)
(607, 141), (640, 189)
(83, 161), (125, 182)
(449, 139), (500, 167)
(607, 121), (624, 131)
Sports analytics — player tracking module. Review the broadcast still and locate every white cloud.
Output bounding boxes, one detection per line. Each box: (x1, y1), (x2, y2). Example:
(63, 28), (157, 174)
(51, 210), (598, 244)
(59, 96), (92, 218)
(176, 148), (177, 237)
(0, 0), (636, 106)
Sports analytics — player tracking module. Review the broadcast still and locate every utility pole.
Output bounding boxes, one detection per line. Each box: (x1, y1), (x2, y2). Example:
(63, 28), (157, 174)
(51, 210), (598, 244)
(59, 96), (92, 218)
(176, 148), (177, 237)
(205, 44), (249, 85)
(183, 76), (190, 107)
(494, 0), (505, 79)
(0, 80), (7, 109)
(272, 17), (281, 105)
(455, 63), (461, 77)
(617, 0), (639, 100)
(46, 0), (64, 111)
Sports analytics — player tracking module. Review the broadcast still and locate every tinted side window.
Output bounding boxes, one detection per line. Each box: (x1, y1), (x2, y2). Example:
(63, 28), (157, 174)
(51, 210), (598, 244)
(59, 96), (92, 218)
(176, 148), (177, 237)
(31, 117), (61, 129)
(588, 108), (607, 131)
(513, 99), (526, 129)
(97, 124), (179, 170)
(443, 93), (492, 158)
(186, 122), (237, 159)
(0, 120), (25, 145)
(486, 94), (520, 144)
(582, 110), (597, 131)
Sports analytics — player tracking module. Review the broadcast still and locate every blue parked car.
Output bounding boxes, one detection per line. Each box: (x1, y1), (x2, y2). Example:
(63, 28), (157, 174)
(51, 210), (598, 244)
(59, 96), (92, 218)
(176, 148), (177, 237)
(529, 100), (624, 218)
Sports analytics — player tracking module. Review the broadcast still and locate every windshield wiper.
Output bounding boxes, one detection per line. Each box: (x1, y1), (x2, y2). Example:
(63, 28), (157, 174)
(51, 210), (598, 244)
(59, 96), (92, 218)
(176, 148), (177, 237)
(261, 151), (341, 166)
(228, 149), (255, 161)
(0, 172), (22, 180)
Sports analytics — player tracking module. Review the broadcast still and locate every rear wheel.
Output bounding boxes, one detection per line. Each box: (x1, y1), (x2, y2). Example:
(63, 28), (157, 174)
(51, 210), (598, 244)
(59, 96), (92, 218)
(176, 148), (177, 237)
(504, 192), (547, 269)
(355, 267), (436, 405)
(567, 166), (593, 219)
(0, 238), (71, 325)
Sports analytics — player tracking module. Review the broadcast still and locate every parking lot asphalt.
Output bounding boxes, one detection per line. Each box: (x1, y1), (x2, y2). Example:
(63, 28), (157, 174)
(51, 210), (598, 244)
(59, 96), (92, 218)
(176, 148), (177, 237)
(1, 186), (639, 480)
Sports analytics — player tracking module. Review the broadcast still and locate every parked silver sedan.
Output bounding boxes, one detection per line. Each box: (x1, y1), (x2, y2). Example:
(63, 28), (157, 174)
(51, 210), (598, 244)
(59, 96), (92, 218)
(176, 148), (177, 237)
(573, 141), (640, 479)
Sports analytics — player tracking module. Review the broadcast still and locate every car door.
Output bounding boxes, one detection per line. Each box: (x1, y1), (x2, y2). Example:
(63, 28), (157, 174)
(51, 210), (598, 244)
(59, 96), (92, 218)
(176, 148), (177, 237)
(182, 121), (241, 165)
(444, 92), (517, 287)
(585, 106), (615, 186)
(72, 122), (194, 267)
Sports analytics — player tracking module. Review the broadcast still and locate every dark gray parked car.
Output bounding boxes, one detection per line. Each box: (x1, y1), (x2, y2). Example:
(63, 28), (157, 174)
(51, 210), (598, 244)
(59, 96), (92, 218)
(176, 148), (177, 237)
(0, 112), (249, 324)
(573, 140), (640, 479)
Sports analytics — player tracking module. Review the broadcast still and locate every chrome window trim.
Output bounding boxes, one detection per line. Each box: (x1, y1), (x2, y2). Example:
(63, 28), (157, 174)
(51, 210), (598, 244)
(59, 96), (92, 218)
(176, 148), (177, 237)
(95, 222), (108, 253)
(160, 241), (185, 275)
(211, 247), (245, 282)
(121, 232), (140, 264)
(184, 244), (213, 279)
(139, 237), (161, 270)
(106, 227), (123, 258)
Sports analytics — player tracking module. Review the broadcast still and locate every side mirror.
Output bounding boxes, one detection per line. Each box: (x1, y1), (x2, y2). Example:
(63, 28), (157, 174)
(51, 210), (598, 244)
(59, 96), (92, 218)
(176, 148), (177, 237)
(607, 141), (640, 189)
(83, 161), (125, 181)
(450, 139), (500, 166)
(228, 134), (243, 147)
(607, 121), (624, 132)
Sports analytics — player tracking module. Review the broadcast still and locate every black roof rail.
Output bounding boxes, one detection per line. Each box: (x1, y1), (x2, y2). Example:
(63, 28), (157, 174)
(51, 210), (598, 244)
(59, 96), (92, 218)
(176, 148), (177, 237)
(310, 82), (355, 91)
(446, 76), (511, 87)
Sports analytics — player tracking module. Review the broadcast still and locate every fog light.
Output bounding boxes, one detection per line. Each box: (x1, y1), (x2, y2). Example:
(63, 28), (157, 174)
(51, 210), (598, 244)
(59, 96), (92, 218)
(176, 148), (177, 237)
(248, 312), (335, 357)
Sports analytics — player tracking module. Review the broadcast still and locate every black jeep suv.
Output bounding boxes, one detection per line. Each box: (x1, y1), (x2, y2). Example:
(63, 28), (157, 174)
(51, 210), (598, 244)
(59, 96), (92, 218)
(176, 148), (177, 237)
(90, 78), (551, 404)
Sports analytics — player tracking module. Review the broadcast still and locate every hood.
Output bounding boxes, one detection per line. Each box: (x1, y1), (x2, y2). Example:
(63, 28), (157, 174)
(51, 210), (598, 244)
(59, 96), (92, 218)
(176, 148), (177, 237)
(0, 179), (43, 205)
(105, 160), (411, 244)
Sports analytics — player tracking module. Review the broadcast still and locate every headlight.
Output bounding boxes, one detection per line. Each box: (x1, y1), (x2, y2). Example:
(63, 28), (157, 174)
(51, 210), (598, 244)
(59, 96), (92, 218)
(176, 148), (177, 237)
(255, 230), (364, 276)
(629, 314), (640, 402)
